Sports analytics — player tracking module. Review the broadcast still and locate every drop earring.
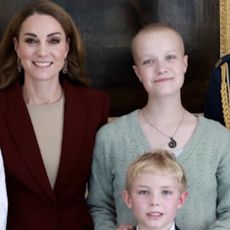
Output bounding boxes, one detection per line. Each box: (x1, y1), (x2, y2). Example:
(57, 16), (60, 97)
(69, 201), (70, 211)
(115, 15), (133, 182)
(17, 57), (22, 72)
(62, 59), (68, 74)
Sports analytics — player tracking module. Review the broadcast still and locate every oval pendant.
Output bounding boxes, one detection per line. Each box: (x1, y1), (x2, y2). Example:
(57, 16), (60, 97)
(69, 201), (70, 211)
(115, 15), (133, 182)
(168, 137), (177, 148)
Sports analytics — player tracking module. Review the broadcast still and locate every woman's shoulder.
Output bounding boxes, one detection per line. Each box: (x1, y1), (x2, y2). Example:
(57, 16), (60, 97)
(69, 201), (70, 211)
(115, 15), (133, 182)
(96, 110), (139, 137)
(0, 81), (20, 108)
(196, 116), (230, 145)
(200, 116), (230, 134)
(64, 82), (109, 113)
(67, 82), (107, 98)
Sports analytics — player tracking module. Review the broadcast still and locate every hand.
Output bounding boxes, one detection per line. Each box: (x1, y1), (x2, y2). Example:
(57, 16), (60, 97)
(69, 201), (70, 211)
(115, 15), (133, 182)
(116, 224), (134, 230)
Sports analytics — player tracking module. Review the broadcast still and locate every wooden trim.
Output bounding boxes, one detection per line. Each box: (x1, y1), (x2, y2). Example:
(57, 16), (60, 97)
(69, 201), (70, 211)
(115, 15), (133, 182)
(220, 0), (230, 57)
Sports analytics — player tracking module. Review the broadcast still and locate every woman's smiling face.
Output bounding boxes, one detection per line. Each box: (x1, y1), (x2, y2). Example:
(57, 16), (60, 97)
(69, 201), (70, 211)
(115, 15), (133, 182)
(132, 29), (188, 99)
(14, 13), (69, 83)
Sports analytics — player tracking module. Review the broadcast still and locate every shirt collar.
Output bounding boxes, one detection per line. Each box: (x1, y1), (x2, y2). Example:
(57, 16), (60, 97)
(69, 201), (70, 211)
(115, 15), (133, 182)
(136, 222), (175, 230)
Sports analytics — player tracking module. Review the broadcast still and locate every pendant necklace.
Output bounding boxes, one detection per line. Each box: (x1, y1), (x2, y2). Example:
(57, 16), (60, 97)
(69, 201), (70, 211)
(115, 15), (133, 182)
(142, 109), (185, 149)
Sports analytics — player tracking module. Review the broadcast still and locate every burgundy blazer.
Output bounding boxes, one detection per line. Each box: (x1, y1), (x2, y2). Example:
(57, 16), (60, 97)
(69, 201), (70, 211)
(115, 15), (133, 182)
(0, 80), (109, 230)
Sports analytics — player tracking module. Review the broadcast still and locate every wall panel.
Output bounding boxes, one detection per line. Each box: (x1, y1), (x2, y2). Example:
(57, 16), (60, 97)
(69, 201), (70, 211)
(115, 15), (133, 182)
(0, 0), (219, 116)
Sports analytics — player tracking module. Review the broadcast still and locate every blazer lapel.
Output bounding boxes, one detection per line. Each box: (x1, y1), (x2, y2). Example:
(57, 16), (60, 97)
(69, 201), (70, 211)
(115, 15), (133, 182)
(54, 82), (87, 193)
(4, 83), (55, 201)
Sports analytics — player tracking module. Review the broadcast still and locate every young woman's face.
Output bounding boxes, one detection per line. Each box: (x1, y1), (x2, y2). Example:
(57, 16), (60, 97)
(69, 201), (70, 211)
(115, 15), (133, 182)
(123, 173), (187, 230)
(133, 29), (188, 99)
(14, 13), (69, 83)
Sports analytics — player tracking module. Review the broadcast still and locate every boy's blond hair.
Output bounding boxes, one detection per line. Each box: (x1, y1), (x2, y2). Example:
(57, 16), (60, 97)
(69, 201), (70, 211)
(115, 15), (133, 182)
(131, 22), (185, 63)
(125, 150), (187, 193)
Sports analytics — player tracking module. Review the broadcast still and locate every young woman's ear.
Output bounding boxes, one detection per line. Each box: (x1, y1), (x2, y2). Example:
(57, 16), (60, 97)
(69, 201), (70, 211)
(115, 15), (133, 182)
(183, 55), (188, 73)
(133, 65), (142, 82)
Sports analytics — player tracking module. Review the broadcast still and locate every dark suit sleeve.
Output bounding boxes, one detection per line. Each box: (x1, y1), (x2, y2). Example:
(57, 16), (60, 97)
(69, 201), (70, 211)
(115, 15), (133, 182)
(204, 68), (225, 125)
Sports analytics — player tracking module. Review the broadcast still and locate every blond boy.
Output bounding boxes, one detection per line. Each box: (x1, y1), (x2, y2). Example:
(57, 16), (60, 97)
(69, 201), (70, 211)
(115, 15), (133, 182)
(122, 150), (188, 230)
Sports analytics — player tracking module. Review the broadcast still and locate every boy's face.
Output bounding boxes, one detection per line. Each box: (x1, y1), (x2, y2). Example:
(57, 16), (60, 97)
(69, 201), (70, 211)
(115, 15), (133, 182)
(132, 29), (188, 99)
(123, 172), (187, 230)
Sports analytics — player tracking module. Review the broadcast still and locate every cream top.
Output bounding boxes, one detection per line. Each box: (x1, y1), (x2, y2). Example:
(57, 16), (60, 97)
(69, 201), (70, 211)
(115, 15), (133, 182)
(27, 95), (64, 189)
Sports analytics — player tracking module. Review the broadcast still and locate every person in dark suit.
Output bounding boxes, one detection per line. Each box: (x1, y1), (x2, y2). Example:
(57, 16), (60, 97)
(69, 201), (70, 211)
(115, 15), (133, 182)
(204, 54), (230, 128)
(122, 150), (188, 230)
(0, 1), (109, 229)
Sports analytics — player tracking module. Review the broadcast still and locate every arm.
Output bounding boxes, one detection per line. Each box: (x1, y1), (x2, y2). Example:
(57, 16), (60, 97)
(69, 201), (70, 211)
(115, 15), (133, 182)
(0, 150), (7, 230)
(204, 68), (225, 125)
(87, 128), (117, 230)
(209, 142), (230, 229)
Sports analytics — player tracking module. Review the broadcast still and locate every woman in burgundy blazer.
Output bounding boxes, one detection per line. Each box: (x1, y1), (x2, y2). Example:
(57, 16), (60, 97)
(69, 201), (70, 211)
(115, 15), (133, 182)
(0, 1), (109, 229)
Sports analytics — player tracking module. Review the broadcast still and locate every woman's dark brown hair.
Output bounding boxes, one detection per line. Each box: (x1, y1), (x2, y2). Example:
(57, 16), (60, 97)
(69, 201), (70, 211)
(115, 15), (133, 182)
(0, 0), (90, 89)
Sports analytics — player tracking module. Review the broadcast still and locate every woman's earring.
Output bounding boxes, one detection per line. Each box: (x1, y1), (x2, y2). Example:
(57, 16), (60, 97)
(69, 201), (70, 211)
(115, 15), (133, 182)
(17, 57), (22, 72)
(62, 59), (68, 74)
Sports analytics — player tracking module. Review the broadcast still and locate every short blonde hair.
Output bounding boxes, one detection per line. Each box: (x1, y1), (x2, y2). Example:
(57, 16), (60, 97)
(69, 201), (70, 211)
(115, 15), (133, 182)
(131, 22), (185, 64)
(125, 150), (187, 192)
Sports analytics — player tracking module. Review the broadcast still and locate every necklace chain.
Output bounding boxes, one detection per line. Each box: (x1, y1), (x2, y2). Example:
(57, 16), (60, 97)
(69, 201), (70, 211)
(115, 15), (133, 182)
(142, 109), (185, 148)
